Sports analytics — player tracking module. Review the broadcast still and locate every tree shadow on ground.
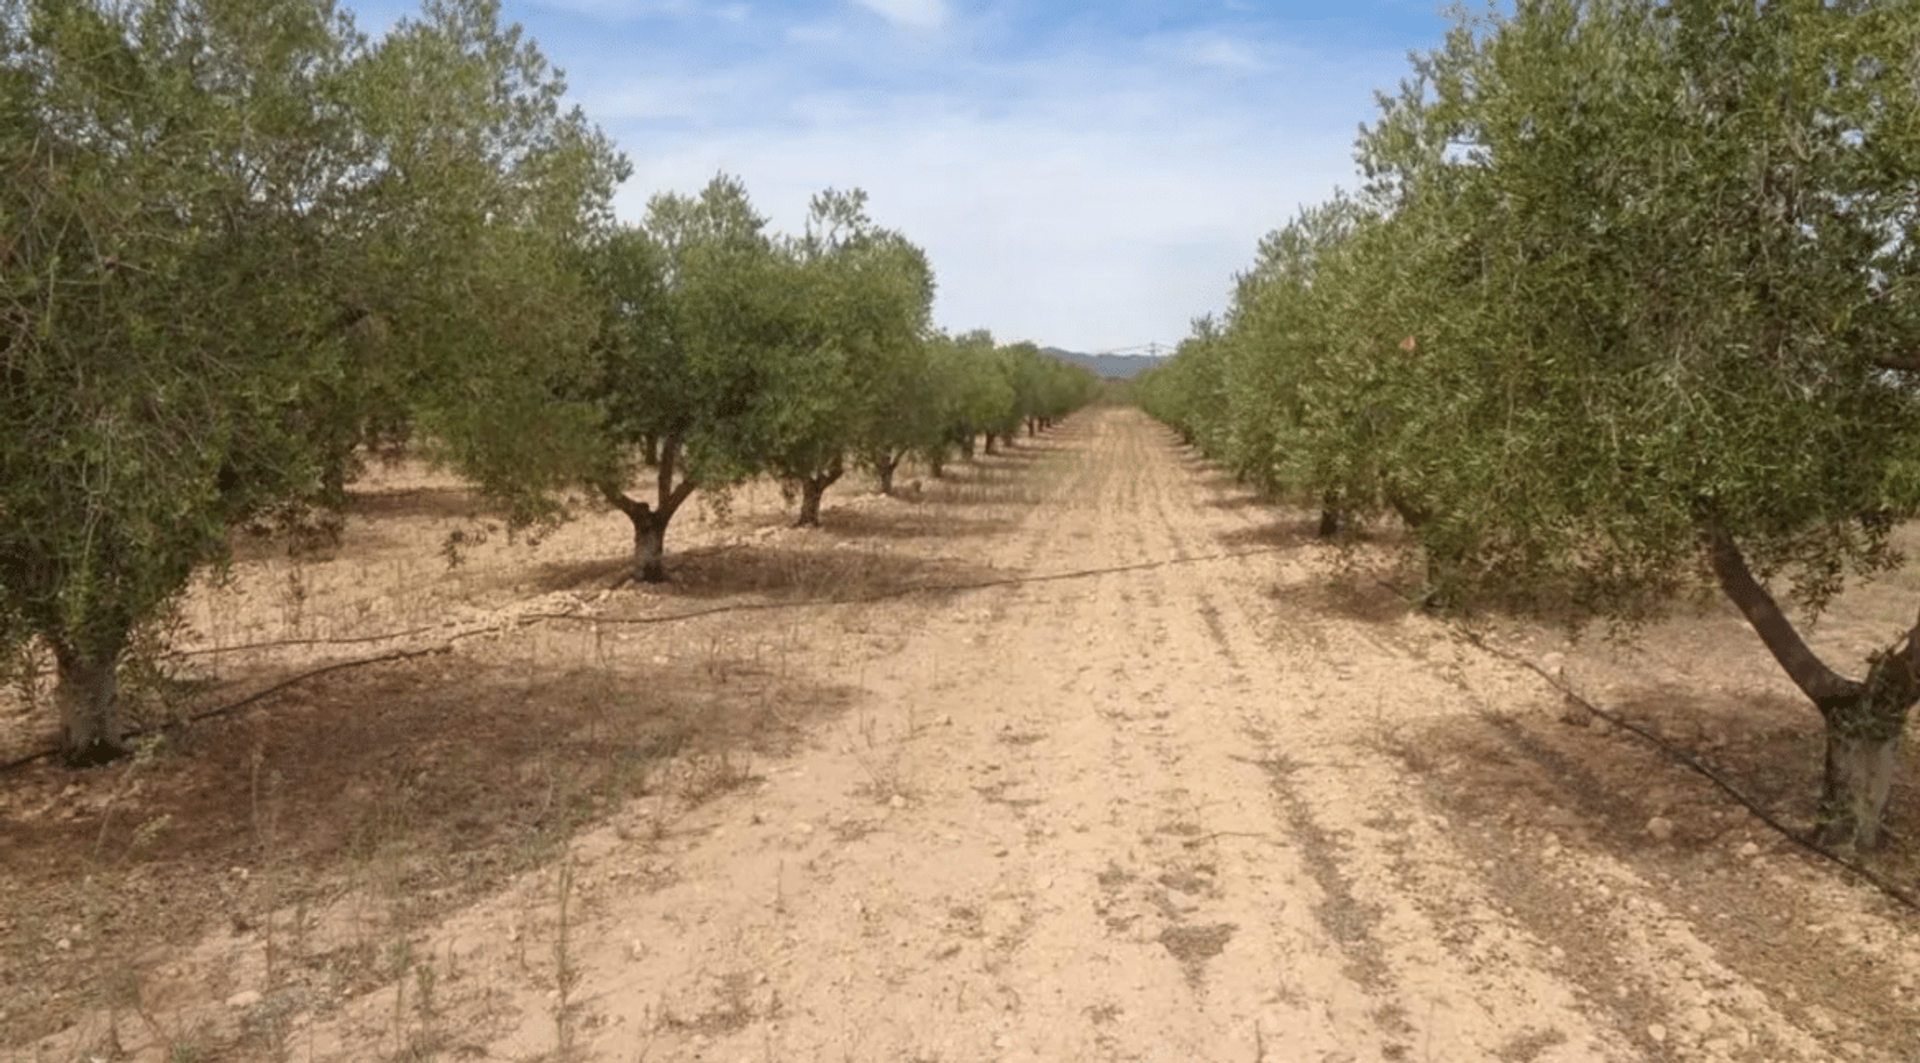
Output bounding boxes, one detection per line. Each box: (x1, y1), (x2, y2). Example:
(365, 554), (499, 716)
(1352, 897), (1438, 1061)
(650, 542), (1007, 604)
(1215, 517), (1322, 552)
(0, 643), (859, 1049)
(1268, 563), (1418, 626)
(1379, 679), (1920, 1055)
(346, 485), (485, 523)
(818, 505), (1017, 542)
(1202, 492), (1273, 512)
(227, 483), (494, 567)
(524, 554), (632, 593)
(917, 468), (1051, 508)
(1191, 470), (1250, 498)
(979, 445), (1050, 464)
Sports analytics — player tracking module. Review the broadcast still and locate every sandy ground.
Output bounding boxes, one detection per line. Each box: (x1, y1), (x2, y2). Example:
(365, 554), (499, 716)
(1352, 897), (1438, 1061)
(5, 407), (1920, 1062)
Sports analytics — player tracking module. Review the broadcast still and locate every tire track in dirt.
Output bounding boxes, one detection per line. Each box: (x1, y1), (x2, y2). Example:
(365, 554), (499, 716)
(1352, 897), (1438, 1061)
(1104, 421), (1639, 1062)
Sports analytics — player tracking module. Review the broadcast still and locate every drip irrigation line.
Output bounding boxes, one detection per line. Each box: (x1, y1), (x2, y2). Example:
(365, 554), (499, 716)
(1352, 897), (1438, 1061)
(165, 623), (450, 657)
(2, 546), (1290, 777)
(1458, 628), (1920, 914)
(0, 645), (452, 775)
(156, 546), (1297, 652)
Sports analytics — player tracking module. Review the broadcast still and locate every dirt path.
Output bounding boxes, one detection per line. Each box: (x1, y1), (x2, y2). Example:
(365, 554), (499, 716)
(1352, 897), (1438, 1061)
(13, 408), (1919, 1062)
(366, 409), (1915, 1062)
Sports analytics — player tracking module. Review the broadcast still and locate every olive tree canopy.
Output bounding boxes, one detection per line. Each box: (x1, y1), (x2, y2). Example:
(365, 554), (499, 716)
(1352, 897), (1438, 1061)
(0, 0), (625, 763)
(1154, 0), (1920, 847)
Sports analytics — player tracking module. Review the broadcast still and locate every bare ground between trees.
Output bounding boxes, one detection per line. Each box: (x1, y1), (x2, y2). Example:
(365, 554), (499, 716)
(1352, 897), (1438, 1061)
(4, 408), (1919, 1062)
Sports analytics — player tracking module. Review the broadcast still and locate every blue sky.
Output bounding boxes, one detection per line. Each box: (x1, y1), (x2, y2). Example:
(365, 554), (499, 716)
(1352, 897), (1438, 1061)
(356, 0), (1457, 353)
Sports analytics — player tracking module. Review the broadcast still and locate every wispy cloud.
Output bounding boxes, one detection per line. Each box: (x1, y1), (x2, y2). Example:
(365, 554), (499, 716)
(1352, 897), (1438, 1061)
(1175, 35), (1266, 71)
(851, 0), (947, 31)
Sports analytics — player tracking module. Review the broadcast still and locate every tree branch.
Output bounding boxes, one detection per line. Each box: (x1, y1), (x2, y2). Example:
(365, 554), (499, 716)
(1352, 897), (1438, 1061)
(597, 480), (643, 519)
(1700, 518), (1860, 710)
(655, 434), (698, 523)
(1871, 353), (1920, 373)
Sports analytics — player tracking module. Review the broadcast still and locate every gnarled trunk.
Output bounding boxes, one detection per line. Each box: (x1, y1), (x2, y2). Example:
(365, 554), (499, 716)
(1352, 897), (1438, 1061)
(1703, 518), (1918, 849)
(54, 646), (126, 767)
(629, 510), (669, 583)
(875, 453), (900, 495)
(795, 457), (844, 528)
(1823, 727), (1903, 850)
(605, 433), (697, 584)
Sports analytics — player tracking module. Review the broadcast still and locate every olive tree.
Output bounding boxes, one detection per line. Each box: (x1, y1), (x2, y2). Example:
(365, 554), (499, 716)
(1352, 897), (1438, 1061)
(0, 0), (623, 763)
(1416, 0), (1917, 848)
(1203, 0), (1920, 846)
(576, 176), (784, 583)
(755, 188), (936, 526)
(571, 179), (936, 578)
(925, 329), (1014, 468)
(857, 330), (944, 495)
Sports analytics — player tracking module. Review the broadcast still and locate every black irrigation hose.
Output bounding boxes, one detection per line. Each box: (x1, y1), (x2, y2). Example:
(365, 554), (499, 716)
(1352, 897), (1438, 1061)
(0, 645), (455, 775)
(165, 622), (451, 657)
(1457, 628), (1920, 914)
(1, 547), (1291, 777)
(162, 546), (1296, 656)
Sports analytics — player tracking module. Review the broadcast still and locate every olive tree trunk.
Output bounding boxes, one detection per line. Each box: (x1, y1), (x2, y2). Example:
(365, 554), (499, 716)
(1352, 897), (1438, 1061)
(1823, 726), (1903, 849)
(794, 456), (844, 528)
(53, 644), (127, 767)
(1704, 520), (1917, 849)
(605, 433), (697, 584)
(627, 510), (670, 583)
(1318, 493), (1343, 539)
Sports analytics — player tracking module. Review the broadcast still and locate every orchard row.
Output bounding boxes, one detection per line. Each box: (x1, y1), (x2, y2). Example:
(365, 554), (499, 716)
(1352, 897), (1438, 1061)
(0, 0), (1097, 765)
(1140, 0), (1920, 849)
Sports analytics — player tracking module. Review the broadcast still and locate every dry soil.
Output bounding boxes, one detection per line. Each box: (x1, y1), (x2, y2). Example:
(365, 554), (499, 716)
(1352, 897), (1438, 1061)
(4, 408), (1919, 1063)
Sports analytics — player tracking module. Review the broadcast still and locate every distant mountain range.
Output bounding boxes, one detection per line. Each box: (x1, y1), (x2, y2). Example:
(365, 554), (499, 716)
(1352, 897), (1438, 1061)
(1040, 346), (1168, 379)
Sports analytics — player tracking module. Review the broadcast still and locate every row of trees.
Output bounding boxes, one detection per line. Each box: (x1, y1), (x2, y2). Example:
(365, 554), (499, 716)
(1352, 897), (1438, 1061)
(1141, 0), (1920, 848)
(0, 0), (1095, 765)
(557, 184), (1098, 582)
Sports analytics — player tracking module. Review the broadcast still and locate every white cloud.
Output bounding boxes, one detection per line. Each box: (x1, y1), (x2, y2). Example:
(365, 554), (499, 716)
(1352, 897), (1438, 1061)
(850, 0), (947, 31)
(1178, 36), (1264, 71)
